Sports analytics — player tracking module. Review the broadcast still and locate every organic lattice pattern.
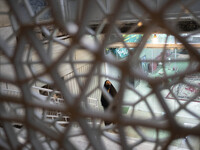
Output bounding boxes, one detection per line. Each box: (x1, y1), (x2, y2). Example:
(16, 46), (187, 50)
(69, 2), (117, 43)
(0, 0), (200, 150)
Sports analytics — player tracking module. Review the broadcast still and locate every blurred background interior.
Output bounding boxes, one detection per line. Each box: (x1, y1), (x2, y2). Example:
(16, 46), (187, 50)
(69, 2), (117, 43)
(0, 0), (200, 150)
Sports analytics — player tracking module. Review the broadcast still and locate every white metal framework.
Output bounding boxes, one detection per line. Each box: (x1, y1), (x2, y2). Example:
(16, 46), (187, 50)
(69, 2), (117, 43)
(0, 0), (200, 150)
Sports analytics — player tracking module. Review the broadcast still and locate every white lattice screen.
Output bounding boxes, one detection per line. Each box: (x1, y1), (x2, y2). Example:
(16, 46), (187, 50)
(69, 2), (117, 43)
(0, 0), (200, 150)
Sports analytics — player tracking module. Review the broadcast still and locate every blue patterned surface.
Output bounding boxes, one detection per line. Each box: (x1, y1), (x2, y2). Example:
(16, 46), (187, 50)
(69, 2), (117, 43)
(110, 34), (176, 58)
(123, 34), (143, 43)
(111, 48), (134, 58)
(29, 0), (50, 20)
(110, 34), (142, 58)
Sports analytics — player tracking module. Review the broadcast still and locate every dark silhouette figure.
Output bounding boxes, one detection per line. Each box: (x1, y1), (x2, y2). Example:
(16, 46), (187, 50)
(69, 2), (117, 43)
(100, 80), (117, 126)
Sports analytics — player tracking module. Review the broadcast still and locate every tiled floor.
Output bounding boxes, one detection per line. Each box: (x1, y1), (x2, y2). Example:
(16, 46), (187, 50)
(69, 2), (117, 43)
(69, 129), (191, 150)
(122, 79), (200, 150)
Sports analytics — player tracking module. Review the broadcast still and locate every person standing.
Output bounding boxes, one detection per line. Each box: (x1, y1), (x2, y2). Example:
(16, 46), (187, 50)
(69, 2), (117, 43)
(100, 80), (117, 126)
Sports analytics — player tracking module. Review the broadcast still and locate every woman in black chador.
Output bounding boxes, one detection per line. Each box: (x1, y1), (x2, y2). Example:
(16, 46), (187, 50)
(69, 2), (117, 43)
(100, 80), (117, 126)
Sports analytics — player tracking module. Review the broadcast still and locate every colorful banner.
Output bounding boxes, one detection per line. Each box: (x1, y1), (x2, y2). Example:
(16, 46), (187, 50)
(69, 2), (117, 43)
(109, 34), (142, 58)
(166, 74), (200, 102)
